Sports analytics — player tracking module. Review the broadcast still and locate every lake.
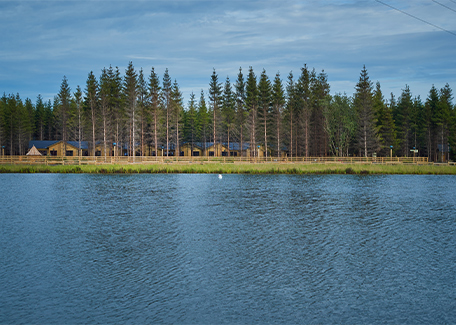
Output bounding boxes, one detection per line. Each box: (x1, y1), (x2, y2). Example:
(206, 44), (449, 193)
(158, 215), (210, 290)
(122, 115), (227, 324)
(0, 174), (455, 324)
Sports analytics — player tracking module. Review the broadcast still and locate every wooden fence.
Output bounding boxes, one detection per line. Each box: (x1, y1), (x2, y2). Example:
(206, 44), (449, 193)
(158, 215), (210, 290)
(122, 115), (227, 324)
(0, 155), (430, 165)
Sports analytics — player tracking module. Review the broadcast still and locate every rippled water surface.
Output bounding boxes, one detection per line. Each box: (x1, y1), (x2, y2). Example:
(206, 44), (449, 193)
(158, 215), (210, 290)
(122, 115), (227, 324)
(1, 174), (455, 324)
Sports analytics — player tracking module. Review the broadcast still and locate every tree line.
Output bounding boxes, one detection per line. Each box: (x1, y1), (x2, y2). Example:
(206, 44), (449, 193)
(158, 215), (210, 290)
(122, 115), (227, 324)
(1, 62), (455, 161)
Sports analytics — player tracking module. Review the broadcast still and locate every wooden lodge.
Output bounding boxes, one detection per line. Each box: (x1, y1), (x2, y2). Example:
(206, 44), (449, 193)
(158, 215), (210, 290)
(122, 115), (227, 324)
(28, 140), (89, 157)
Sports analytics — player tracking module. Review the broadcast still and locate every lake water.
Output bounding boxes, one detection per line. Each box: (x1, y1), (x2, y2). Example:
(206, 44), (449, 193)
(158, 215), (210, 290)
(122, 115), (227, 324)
(0, 174), (455, 324)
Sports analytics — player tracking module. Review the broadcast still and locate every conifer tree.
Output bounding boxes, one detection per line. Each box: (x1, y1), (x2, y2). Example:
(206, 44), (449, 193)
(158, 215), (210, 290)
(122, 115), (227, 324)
(209, 69), (222, 154)
(137, 68), (149, 156)
(183, 92), (199, 155)
(162, 68), (172, 156)
(353, 66), (379, 157)
(235, 67), (247, 157)
(222, 76), (236, 156)
(0, 94), (6, 152)
(197, 90), (209, 155)
(271, 72), (285, 158)
(395, 85), (413, 156)
(425, 85), (439, 160)
(124, 61), (138, 158)
(171, 79), (183, 156)
(35, 95), (46, 141)
(148, 67), (161, 157)
(73, 86), (83, 156)
(85, 71), (98, 156)
(310, 69), (330, 157)
(110, 66), (124, 156)
(258, 69), (272, 158)
(57, 76), (71, 155)
(295, 65), (312, 157)
(284, 72), (296, 158)
(373, 82), (396, 156)
(245, 67), (258, 157)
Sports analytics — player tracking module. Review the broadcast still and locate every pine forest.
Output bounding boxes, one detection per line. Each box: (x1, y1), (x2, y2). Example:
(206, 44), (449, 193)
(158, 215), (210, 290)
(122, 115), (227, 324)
(1, 62), (455, 162)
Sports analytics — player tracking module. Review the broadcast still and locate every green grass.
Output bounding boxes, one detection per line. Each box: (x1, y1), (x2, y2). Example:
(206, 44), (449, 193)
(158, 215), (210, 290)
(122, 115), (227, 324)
(1, 162), (455, 175)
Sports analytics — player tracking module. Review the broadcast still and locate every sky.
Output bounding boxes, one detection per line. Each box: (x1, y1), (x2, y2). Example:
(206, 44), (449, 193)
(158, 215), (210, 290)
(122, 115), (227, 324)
(1, 0), (455, 107)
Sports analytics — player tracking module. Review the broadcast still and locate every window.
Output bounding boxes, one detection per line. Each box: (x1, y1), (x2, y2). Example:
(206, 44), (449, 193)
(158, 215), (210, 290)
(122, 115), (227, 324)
(222, 151), (228, 156)
(66, 150), (73, 156)
(95, 151), (101, 156)
(180, 151), (184, 156)
(230, 152), (237, 157)
(152, 151), (156, 157)
(50, 150), (57, 156)
(192, 151), (200, 156)
(209, 151), (214, 156)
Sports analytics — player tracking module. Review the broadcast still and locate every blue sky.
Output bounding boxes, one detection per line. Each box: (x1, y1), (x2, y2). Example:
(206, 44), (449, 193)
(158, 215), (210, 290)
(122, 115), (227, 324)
(1, 0), (455, 106)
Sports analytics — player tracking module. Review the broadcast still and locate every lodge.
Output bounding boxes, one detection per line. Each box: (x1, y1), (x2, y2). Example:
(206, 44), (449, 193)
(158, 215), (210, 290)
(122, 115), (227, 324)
(28, 140), (287, 157)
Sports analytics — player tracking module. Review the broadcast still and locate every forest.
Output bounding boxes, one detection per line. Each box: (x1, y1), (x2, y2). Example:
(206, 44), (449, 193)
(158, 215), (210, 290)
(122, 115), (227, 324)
(1, 62), (455, 161)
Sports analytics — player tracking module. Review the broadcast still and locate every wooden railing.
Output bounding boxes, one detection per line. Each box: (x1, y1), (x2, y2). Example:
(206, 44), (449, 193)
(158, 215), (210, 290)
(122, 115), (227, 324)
(0, 155), (430, 165)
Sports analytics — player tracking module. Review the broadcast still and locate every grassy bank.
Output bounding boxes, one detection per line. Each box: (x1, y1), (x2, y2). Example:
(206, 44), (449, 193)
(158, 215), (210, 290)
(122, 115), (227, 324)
(1, 163), (455, 175)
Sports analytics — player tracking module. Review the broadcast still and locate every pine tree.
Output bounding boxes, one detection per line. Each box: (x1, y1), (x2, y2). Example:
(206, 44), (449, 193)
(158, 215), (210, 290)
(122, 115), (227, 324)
(295, 65), (312, 157)
(99, 68), (111, 159)
(171, 79), (183, 156)
(0, 94), (6, 152)
(183, 92), (200, 155)
(245, 67), (258, 157)
(284, 72), (296, 158)
(271, 72), (285, 158)
(373, 82), (396, 156)
(209, 69), (222, 155)
(395, 85), (413, 156)
(425, 85), (440, 161)
(124, 61), (138, 159)
(73, 86), (84, 156)
(310, 69), (330, 157)
(148, 67), (161, 157)
(85, 71), (98, 156)
(235, 67), (247, 157)
(35, 95), (46, 141)
(222, 76), (236, 156)
(197, 90), (209, 155)
(257, 69), (272, 158)
(137, 68), (149, 156)
(57, 76), (71, 155)
(162, 68), (172, 156)
(353, 66), (379, 157)
(437, 84), (452, 161)
(110, 66), (124, 157)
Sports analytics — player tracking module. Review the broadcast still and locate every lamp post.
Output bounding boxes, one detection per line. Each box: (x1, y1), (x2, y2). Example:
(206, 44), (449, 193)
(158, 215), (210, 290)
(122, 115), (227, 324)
(113, 143), (116, 158)
(390, 145), (393, 160)
(161, 145), (164, 157)
(1, 146), (4, 157)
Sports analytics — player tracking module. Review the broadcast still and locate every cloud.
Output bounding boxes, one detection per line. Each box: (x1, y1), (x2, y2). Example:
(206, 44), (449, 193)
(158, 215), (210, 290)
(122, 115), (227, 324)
(0, 0), (455, 104)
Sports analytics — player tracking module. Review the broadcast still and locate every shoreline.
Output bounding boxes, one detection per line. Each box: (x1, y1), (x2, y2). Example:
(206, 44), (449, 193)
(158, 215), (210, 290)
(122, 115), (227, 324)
(1, 163), (455, 175)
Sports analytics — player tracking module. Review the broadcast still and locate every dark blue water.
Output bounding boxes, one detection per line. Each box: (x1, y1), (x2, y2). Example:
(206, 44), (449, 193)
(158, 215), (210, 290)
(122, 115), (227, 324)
(1, 174), (455, 324)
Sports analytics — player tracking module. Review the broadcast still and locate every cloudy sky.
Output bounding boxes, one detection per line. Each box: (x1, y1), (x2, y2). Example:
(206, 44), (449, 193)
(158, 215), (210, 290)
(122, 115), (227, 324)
(1, 0), (455, 106)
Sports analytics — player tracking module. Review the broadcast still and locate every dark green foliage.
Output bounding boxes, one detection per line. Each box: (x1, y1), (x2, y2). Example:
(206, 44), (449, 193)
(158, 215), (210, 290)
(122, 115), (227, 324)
(353, 66), (379, 157)
(1, 61), (455, 162)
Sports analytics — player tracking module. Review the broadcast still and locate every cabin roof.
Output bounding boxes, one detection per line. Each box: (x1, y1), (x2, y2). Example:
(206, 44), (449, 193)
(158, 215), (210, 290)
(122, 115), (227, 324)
(28, 140), (89, 150)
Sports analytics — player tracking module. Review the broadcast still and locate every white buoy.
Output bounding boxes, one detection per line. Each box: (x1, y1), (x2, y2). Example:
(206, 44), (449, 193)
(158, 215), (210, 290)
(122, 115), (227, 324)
(218, 174), (222, 179)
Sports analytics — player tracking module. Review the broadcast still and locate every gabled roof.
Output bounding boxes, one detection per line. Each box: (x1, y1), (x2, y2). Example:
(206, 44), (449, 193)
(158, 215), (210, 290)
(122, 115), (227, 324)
(26, 145), (42, 156)
(28, 140), (89, 150)
(29, 140), (59, 149)
(67, 141), (89, 150)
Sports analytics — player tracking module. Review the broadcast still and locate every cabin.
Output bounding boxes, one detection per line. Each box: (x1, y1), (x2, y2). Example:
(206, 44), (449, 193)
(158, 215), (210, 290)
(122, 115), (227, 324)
(180, 143), (203, 157)
(28, 140), (89, 156)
